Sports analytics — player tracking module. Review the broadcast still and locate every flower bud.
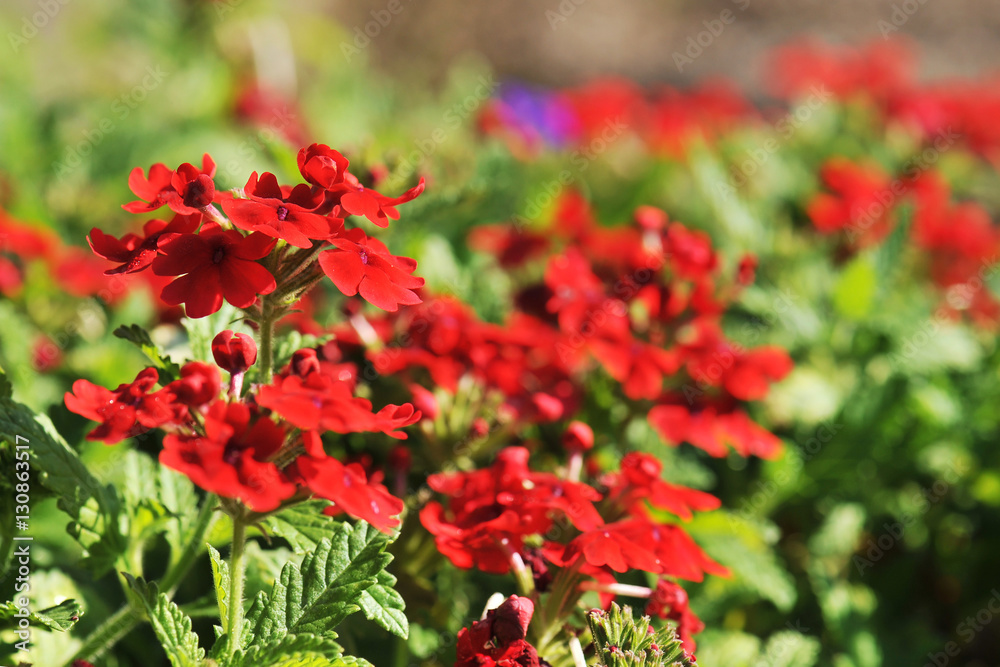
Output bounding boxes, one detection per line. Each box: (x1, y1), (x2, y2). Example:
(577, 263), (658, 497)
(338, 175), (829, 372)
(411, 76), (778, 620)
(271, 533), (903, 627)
(563, 420), (594, 452)
(212, 330), (258, 374)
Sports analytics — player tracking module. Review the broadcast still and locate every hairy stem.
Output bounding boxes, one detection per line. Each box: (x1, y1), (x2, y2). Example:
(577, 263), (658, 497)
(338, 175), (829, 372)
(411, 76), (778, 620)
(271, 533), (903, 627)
(163, 493), (218, 595)
(226, 514), (249, 657)
(257, 295), (276, 384)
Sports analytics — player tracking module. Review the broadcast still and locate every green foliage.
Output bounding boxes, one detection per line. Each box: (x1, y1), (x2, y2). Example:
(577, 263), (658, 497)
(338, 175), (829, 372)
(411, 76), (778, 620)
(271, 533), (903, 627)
(124, 574), (206, 667)
(234, 520), (404, 663)
(0, 368), (126, 574)
(262, 499), (338, 554)
(0, 598), (82, 632)
(587, 603), (696, 667)
(113, 323), (181, 382)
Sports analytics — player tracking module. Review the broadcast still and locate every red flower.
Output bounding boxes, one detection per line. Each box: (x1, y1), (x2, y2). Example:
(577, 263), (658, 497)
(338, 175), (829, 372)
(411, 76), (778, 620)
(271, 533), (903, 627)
(645, 579), (704, 654)
(222, 172), (333, 249)
(165, 362), (221, 406)
(160, 401), (296, 512)
(256, 372), (418, 438)
(318, 227), (424, 312)
(123, 154), (217, 215)
(648, 404), (783, 459)
(806, 158), (893, 244)
(88, 213), (201, 275)
(605, 452), (720, 521)
(290, 446), (404, 532)
(151, 225), (276, 318)
(212, 330), (258, 375)
(338, 175), (424, 229)
(64, 368), (178, 444)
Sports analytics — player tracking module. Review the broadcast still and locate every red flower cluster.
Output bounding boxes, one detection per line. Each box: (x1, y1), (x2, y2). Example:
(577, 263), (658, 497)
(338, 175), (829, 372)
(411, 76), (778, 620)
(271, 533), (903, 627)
(806, 157), (1000, 326)
(65, 343), (418, 528)
(88, 143), (425, 318)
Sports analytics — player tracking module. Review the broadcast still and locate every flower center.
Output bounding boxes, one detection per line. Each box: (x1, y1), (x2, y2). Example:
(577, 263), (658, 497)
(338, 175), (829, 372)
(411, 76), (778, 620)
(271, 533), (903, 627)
(276, 206), (289, 221)
(212, 247), (226, 264)
(359, 251), (369, 265)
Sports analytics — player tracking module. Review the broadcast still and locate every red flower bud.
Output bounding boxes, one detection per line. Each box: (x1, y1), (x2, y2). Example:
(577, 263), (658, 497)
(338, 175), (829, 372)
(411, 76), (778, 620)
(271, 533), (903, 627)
(211, 330), (257, 375)
(408, 383), (440, 421)
(290, 348), (321, 377)
(563, 420), (594, 452)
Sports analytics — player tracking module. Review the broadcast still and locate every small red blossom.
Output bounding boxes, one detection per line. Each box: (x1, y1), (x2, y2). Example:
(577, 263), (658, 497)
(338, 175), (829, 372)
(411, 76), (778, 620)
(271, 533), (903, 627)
(160, 401), (296, 512)
(152, 225), (276, 318)
(222, 171), (334, 248)
(88, 213), (201, 275)
(64, 368), (178, 444)
(319, 227), (424, 312)
(123, 154), (217, 215)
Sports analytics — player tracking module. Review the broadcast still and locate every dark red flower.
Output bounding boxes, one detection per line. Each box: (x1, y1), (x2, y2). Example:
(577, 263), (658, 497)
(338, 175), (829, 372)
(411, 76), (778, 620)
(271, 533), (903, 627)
(64, 368), (179, 444)
(318, 227), (424, 312)
(151, 225), (276, 318)
(123, 154), (217, 215)
(88, 213), (201, 275)
(222, 172), (334, 248)
(455, 596), (544, 667)
(212, 330), (258, 375)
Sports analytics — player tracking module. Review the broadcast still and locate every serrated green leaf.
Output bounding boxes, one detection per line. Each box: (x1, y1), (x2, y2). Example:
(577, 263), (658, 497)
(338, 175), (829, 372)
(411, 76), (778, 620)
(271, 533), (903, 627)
(124, 574), (206, 667)
(262, 499), (337, 553)
(209, 544), (232, 634)
(348, 525), (408, 638)
(113, 323), (181, 382)
(0, 598), (82, 632)
(0, 370), (125, 573)
(242, 522), (394, 652)
(228, 633), (348, 667)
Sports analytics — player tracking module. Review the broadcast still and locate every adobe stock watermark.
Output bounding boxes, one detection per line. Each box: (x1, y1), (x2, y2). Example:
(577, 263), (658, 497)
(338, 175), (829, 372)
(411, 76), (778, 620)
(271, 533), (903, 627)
(7, 0), (73, 53)
(672, 0), (751, 73)
(222, 107), (298, 182)
(729, 420), (842, 526)
(513, 117), (629, 225)
(339, 0), (414, 62)
(716, 85), (833, 200)
(52, 65), (169, 179)
(853, 461), (966, 575)
(923, 589), (1000, 667)
(845, 126), (960, 243)
(386, 74), (499, 189)
(545, 0), (588, 30)
(878, 0), (930, 39)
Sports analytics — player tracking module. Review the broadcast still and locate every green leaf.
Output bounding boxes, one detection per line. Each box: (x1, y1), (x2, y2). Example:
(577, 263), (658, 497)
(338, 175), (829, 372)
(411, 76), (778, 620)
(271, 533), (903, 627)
(262, 499), (337, 553)
(209, 544), (232, 634)
(0, 370), (125, 573)
(760, 631), (821, 667)
(833, 256), (877, 319)
(124, 574), (206, 667)
(113, 324), (181, 382)
(241, 522), (395, 652)
(228, 634), (353, 667)
(0, 598), (83, 632)
(349, 524), (408, 638)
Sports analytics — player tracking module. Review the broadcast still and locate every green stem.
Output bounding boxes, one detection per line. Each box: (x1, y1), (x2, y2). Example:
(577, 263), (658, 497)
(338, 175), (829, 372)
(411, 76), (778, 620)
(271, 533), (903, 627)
(226, 515), (249, 657)
(258, 295), (276, 384)
(66, 604), (139, 665)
